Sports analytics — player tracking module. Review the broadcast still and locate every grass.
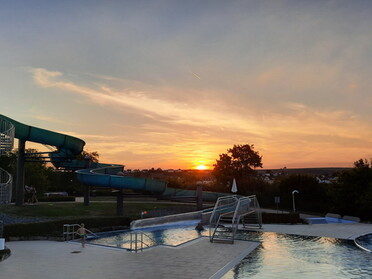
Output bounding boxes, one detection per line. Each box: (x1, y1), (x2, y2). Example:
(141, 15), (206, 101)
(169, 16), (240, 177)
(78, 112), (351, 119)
(0, 201), (197, 219)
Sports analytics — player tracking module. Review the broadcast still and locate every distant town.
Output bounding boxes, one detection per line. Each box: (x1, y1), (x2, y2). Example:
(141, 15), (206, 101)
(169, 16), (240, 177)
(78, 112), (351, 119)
(124, 167), (351, 185)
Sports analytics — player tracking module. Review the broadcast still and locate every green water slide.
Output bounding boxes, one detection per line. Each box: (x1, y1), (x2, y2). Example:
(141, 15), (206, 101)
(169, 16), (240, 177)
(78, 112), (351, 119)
(0, 114), (85, 156)
(0, 115), (225, 202)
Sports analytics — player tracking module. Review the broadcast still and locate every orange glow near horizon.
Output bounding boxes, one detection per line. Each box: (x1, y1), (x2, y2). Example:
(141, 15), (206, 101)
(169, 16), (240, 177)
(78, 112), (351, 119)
(196, 165), (208, 170)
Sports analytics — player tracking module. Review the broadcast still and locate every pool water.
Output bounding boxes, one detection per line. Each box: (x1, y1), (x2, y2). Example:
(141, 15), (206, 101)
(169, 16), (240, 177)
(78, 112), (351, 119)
(88, 220), (207, 249)
(306, 217), (356, 224)
(222, 232), (372, 279)
(87, 222), (372, 278)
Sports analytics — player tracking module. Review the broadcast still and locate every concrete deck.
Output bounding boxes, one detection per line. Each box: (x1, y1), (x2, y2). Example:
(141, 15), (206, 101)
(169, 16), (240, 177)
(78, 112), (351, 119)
(2, 223), (372, 279)
(1, 238), (260, 279)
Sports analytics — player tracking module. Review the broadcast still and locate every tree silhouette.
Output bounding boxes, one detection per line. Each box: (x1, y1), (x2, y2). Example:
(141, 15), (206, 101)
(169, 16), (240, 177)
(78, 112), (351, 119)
(213, 144), (262, 191)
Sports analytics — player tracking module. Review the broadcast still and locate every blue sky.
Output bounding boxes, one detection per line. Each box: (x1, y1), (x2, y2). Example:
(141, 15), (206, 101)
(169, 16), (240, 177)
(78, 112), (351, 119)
(1, 0), (372, 169)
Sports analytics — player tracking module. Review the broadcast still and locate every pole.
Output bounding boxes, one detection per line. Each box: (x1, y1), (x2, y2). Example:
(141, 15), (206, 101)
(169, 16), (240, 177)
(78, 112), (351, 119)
(117, 189), (124, 216)
(83, 186), (90, 206)
(292, 190), (299, 212)
(196, 185), (203, 210)
(15, 139), (26, 206)
(83, 156), (91, 206)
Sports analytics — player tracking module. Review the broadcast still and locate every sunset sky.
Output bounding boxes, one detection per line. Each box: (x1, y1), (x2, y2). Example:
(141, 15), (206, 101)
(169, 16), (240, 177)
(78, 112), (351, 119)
(1, 1), (371, 170)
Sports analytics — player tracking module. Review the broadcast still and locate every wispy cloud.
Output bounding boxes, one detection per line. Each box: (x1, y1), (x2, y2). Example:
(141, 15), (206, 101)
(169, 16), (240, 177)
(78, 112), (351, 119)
(31, 68), (265, 135)
(30, 67), (372, 169)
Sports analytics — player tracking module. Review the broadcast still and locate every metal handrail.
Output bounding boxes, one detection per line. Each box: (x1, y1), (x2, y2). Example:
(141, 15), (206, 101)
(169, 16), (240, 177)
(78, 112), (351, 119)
(245, 195), (262, 228)
(209, 194), (262, 243)
(209, 195), (238, 242)
(0, 116), (15, 155)
(63, 224), (98, 241)
(231, 197), (251, 239)
(129, 230), (157, 252)
(0, 168), (13, 204)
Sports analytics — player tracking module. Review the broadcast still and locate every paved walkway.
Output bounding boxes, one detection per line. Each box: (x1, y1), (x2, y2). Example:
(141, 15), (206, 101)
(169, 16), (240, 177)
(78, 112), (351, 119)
(1, 238), (259, 279)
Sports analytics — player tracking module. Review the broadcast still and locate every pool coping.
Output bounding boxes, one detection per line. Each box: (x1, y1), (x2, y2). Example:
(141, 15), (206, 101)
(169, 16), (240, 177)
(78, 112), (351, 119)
(210, 241), (260, 279)
(3, 238), (261, 279)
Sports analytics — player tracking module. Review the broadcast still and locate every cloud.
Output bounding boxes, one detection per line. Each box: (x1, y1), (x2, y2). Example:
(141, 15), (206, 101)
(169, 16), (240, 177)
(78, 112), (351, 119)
(30, 67), (372, 169)
(31, 67), (265, 135)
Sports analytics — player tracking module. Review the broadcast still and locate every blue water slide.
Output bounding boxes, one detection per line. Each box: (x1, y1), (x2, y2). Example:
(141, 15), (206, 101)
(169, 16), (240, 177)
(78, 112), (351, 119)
(76, 166), (167, 194)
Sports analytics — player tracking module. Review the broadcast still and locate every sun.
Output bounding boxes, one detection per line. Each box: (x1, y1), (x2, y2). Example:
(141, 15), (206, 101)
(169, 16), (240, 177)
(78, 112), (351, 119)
(196, 165), (207, 170)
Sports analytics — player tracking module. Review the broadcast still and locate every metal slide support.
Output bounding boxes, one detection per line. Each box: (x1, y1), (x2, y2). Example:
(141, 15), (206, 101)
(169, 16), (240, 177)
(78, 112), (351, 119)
(15, 139), (25, 206)
(116, 189), (124, 216)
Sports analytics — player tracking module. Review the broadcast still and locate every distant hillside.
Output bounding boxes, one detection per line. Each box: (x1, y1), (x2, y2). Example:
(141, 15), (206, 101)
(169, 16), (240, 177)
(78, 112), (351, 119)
(258, 167), (351, 176)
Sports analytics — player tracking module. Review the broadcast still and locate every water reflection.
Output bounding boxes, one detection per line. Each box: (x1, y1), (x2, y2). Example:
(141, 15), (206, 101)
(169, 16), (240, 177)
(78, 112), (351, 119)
(223, 232), (372, 279)
(88, 224), (372, 278)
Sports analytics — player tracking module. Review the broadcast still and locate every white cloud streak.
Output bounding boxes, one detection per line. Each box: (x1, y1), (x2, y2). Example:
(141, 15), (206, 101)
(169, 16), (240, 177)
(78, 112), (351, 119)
(30, 67), (372, 169)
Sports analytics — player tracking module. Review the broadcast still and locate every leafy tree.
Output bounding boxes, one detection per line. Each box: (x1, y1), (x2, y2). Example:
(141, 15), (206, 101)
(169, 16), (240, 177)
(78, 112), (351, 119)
(274, 174), (327, 212)
(213, 144), (263, 192)
(0, 148), (98, 197)
(0, 149), (52, 196)
(330, 158), (372, 221)
(76, 150), (99, 163)
(0, 151), (17, 174)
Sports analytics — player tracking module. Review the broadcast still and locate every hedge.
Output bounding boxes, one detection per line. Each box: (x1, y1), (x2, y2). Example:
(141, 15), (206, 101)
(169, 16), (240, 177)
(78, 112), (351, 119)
(3, 216), (132, 240)
(0, 247), (10, 262)
(37, 196), (76, 202)
(0, 247), (11, 262)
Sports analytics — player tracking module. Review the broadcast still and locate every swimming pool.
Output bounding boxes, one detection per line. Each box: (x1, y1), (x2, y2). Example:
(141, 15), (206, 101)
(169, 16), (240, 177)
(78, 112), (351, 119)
(87, 220), (207, 249)
(87, 222), (372, 278)
(306, 217), (356, 224)
(222, 232), (372, 279)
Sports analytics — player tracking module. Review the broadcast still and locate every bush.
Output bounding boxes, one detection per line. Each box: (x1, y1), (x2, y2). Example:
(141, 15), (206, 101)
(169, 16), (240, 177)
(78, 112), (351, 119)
(3, 216), (132, 240)
(0, 247), (11, 262)
(37, 196), (76, 202)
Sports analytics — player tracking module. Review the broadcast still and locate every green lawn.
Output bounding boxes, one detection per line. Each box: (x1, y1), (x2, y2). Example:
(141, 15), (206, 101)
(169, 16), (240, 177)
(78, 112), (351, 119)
(0, 201), (197, 219)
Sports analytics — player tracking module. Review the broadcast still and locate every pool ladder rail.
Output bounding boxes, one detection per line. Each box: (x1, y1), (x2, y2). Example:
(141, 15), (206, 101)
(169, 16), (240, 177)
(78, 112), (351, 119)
(129, 230), (157, 253)
(209, 195), (262, 244)
(63, 224), (156, 253)
(63, 224), (98, 241)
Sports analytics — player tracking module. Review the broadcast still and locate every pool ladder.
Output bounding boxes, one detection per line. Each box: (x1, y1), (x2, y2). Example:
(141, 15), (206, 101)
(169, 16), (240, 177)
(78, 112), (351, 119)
(129, 230), (157, 253)
(209, 195), (262, 244)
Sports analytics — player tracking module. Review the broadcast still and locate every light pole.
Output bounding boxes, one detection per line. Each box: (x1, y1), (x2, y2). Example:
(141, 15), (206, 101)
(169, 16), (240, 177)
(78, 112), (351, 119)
(292, 190), (299, 212)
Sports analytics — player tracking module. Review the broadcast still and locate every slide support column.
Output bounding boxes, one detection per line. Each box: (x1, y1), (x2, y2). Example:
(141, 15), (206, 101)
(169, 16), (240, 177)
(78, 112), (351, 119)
(116, 189), (124, 216)
(15, 139), (26, 206)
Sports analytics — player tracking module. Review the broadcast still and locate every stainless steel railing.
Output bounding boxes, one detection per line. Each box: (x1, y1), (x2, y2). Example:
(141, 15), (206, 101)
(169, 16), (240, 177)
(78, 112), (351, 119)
(0, 168), (12, 204)
(63, 224), (98, 241)
(209, 195), (238, 243)
(209, 194), (262, 243)
(242, 195), (262, 229)
(0, 117), (15, 156)
(129, 230), (157, 252)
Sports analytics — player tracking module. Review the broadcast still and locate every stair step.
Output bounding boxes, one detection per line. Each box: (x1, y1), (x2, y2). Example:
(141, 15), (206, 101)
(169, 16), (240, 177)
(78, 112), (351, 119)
(211, 238), (234, 244)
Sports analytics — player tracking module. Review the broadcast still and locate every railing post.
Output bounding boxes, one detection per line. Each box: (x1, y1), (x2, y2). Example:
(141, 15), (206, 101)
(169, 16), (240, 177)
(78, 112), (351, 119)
(135, 232), (137, 252)
(130, 233), (133, 251)
(141, 233), (143, 252)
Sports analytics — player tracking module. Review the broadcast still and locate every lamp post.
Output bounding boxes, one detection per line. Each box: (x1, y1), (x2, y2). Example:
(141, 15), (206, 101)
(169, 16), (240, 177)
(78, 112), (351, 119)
(292, 190), (299, 212)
